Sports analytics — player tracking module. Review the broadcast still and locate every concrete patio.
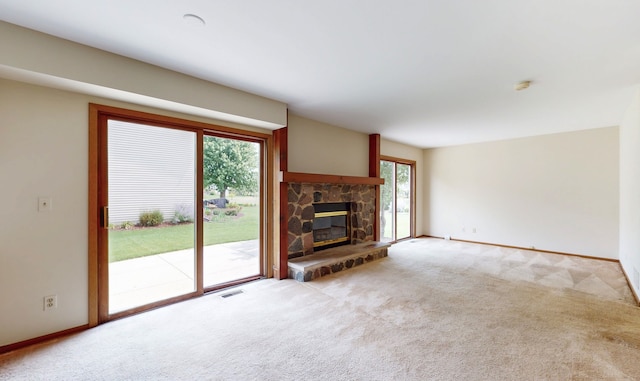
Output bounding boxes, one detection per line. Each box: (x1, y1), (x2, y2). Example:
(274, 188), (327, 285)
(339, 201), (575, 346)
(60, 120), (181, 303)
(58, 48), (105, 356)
(109, 239), (260, 313)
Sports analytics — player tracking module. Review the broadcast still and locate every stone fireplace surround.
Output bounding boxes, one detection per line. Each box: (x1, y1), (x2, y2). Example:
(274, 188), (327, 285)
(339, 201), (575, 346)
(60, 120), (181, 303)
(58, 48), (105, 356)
(276, 131), (389, 281)
(286, 182), (376, 259)
(286, 181), (389, 281)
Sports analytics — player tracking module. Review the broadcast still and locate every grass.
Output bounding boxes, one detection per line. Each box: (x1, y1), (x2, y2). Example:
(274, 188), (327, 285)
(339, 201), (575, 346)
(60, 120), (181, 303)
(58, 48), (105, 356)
(109, 206), (259, 262)
(382, 210), (411, 241)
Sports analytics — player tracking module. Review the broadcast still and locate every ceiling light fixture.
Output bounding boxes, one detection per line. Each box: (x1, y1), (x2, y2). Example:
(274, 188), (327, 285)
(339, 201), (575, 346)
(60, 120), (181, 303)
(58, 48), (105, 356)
(514, 80), (532, 91)
(183, 13), (206, 27)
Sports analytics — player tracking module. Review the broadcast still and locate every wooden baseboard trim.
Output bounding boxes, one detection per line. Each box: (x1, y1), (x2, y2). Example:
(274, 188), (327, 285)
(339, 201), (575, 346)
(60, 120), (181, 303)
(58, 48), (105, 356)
(422, 235), (619, 263)
(0, 324), (89, 355)
(422, 235), (639, 307)
(619, 264), (640, 307)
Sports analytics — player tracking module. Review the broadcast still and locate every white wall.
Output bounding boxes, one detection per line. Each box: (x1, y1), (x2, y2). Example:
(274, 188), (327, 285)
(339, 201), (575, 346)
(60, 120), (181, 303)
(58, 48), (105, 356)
(424, 127), (619, 259)
(619, 89), (640, 297)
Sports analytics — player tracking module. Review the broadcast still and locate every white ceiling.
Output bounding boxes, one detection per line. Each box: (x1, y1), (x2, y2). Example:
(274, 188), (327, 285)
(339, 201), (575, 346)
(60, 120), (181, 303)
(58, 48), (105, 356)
(1, 0), (639, 148)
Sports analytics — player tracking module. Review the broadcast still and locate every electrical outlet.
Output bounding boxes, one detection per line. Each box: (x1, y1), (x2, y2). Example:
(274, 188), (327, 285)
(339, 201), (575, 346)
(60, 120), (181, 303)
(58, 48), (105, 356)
(43, 295), (57, 311)
(633, 268), (640, 290)
(472, 227), (477, 233)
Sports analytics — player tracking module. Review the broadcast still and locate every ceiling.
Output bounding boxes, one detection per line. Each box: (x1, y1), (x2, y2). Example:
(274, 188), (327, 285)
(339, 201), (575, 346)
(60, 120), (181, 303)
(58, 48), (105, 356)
(1, 0), (639, 148)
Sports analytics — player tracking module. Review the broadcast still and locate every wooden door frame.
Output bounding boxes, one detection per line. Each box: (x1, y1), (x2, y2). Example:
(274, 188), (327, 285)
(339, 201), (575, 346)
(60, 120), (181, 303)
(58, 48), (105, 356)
(88, 103), (274, 325)
(380, 155), (416, 242)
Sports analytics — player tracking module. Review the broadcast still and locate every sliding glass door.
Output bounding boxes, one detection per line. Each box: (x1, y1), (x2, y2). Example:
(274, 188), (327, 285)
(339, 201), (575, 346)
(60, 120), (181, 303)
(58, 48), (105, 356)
(202, 135), (262, 288)
(93, 104), (270, 322)
(380, 158), (415, 242)
(107, 120), (197, 314)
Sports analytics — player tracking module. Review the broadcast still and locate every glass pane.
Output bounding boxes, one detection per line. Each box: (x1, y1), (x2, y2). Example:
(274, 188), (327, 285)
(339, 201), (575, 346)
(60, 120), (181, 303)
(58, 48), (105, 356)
(396, 163), (411, 239)
(108, 120), (196, 314)
(380, 160), (395, 242)
(203, 136), (261, 287)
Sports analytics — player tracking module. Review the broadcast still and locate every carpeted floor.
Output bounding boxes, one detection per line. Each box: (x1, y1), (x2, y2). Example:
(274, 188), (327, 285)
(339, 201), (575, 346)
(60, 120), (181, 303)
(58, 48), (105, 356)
(2, 238), (640, 380)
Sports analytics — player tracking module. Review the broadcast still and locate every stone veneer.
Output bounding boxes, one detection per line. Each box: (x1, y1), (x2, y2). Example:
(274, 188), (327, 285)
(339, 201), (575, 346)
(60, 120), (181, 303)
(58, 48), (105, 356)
(287, 183), (376, 259)
(288, 242), (390, 282)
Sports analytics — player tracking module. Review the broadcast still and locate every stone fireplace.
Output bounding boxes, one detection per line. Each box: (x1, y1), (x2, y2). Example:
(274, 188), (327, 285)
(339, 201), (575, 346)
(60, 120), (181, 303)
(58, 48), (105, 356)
(287, 183), (376, 259)
(276, 130), (389, 281)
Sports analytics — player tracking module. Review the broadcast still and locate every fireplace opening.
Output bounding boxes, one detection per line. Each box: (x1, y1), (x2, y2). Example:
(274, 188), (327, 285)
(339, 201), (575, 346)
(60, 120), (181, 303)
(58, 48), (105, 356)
(313, 202), (351, 250)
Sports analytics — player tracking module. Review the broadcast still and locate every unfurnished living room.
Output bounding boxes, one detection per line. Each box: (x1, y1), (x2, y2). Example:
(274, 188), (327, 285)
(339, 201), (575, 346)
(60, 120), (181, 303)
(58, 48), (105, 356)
(2, 1), (640, 380)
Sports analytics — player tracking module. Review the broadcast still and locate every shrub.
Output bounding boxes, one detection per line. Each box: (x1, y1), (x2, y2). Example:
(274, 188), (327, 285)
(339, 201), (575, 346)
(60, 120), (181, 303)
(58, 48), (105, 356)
(225, 207), (241, 216)
(172, 204), (194, 224)
(120, 221), (134, 230)
(139, 210), (164, 227)
(225, 203), (242, 216)
(207, 208), (227, 223)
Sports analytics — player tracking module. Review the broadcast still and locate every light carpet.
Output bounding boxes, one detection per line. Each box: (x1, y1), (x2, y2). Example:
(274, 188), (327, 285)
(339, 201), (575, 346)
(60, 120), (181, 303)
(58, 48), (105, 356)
(2, 238), (640, 380)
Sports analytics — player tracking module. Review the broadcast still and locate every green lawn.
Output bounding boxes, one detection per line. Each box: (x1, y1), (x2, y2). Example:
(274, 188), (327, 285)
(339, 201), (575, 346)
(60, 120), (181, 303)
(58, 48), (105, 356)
(109, 206), (259, 262)
(382, 211), (411, 241)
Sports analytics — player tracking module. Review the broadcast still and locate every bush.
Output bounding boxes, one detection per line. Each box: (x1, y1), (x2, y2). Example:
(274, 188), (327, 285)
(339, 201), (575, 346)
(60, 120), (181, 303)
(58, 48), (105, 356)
(225, 203), (242, 216)
(172, 204), (194, 224)
(207, 208), (227, 223)
(139, 210), (164, 227)
(120, 221), (134, 230)
(225, 207), (241, 216)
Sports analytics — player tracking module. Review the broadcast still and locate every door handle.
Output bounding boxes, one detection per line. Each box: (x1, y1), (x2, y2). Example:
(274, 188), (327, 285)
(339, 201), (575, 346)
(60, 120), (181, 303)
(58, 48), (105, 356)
(102, 206), (109, 228)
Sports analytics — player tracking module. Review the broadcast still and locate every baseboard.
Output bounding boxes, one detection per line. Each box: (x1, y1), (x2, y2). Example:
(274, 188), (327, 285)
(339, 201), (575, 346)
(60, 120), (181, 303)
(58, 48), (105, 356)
(620, 263), (640, 307)
(423, 235), (619, 263)
(422, 235), (639, 307)
(0, 324), (89, 355)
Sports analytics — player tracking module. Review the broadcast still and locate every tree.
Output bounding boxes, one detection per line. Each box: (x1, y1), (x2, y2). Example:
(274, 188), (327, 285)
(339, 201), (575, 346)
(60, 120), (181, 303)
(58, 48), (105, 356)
(203, 136), (258, 199)
(380, 161), (409, 212)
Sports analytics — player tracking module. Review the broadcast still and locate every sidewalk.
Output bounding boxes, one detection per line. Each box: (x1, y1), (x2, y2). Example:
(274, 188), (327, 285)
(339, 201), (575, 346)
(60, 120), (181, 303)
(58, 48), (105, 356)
(109, 240), (259, 313)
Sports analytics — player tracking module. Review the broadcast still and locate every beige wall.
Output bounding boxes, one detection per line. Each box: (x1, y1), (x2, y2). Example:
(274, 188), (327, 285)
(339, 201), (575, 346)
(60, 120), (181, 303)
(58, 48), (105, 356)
(0, 78), (273, 347)
(619, 89), (640, 297)
(287, 114), (369, 177)
(424, 127), (619, 259)
(287, 116), (426, 236)
(0, 21), (287, 129)
(1, 80), (89, 346)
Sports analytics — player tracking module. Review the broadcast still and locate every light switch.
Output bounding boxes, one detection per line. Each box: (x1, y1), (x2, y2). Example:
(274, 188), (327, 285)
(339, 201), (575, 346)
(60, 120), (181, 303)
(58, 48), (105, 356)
(38, 197), (52, 212)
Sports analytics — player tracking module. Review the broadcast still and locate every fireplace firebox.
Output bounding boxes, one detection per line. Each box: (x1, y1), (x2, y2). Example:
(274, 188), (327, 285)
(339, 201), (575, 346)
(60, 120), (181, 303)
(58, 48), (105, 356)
(313, 202), (350, 250)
